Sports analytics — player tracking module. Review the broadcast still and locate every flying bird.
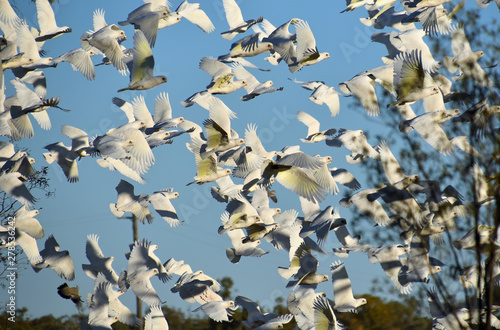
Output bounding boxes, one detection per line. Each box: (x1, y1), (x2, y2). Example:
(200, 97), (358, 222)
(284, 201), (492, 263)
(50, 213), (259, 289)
(117, 30), (167, 92)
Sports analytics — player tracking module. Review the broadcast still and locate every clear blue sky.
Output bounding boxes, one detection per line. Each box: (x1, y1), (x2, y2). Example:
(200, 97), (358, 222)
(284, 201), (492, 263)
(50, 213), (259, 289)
(1, 0), (496, 321)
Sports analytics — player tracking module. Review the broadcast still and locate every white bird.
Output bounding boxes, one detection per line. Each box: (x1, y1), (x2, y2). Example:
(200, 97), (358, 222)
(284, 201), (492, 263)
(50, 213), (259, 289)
(232, 64), (283, 101)
(86, 279), (120, 328)
(10, 205), (43, 239)
(14, 20), (55, 70)
(443, 26), (493, 87)
(175, 0), (215, 34)
(202, 57), (248, 95)
(186, 138), (232, 185)
(0, 225), (42, 265)
(118, 30), (167, 92)
(0, 171), (36, 206)
(253, 314), (294, 330)
(32, 234), (75, 281)
(326, 129), (379, 164)
(262, 18), (300, 65)
(371, 244), (412, 294)
(96, 156), (146, 185)
(330, 261), (366, 312)
(10, 78), (69, 135)
(144, 305), (169, 330)
(0, 0), (20, 27)
(94, 120), (155, 175)
(394, 28), (441, 72)
(296, 111), (337, 143)
(163, 258), (193, 277)
(171, 270), (222, 304)
(288, 20), (330, 73)
(338, 72), (380, 116)
(146, 189), (182, 227)
(471, 163), (495, 207)
(389, 50), (440, 107)
(193, 300), (237, 322)
(124, 239), (170, 283)
(52, 48), (95, 81)
(218, 199), (261, 234)
(234, 295), (276, 327)
(308, 83), (343, 117)
(222, 32), (273, 59)
(452, 98), (500, 138)
(82, 234), (120, 286)
(118, 4), (172, 47)
(33, 0), (72, 41)
(126, 239), (162, 306)
(312, 295), (344, 330)
(476, 0), (500, 11)
(299, 199), (346, 246)
(81, 16), (127, 72)
(211, 176), (243, 203)
(341, 0), (370, 12)
(232, 123), (277, 179)
(43, 142), (81, 183)
(110, 179), (153, 224)
(259, 158), (327, 204)
(287, 285), (326, 329)
(225, 224), (269, 264)
(399, 109), (460, 155)
(250, 186), (281, 224)
(329, 167), (361, 190)
(220, 0), (263, 40)
(339, 188), (393, 226)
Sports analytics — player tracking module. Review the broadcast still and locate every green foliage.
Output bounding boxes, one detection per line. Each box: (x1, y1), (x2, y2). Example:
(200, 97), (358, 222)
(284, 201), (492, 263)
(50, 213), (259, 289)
(0, 307), (82, 330)
(336, 294), (431, 330)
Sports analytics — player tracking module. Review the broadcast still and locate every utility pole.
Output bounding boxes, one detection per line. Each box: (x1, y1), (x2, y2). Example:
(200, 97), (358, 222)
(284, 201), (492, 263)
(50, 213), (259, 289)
(132, 214), (142, 326)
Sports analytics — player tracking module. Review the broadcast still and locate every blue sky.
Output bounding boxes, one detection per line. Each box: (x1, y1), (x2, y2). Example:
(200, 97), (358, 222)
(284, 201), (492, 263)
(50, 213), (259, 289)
(1, 0), (497, 321)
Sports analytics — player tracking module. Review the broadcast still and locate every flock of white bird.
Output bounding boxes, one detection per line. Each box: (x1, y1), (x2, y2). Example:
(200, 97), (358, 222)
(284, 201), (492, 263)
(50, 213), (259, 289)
(0, 0), (498, 329)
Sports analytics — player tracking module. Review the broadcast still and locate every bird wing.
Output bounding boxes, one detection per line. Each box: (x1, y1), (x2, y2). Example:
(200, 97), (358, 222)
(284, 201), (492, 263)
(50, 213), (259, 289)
(0, 172), (36, 206)
(153, 92), (173, 125)
(330, 261), (356, 308)
(85, 234), (106, 264)
(131, 95), (155, 127)
(127, 240), (150, 276)
(36, 0), (60, 34)
(274, 165), (326, 203)
(232, 64), (259, 93)
(394, 50), (426, 99)
(377, 141), (405, 184)
(222, 0), (245, 29)
(199, 57), (232, 79)
(56, 49), (95, 81)
(294, 20), (317, 62)
(330, 167), (361, 190)
(313, 296), (338, 329)
(148, 191), (181, 227)
(130, 30), (155, 84)
(111, 98), (135, 123)
(10, 79), (42, 111)
(61, 125), (90, 152)
(176, 1), (215, 33)
(296, 111), (321, 137)
(144, 305), (168, 329)
(92, 8), (108, 32)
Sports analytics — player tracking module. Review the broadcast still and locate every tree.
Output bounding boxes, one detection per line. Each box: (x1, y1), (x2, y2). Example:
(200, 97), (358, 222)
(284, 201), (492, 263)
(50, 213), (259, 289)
(2, 0), (499, 329)
(0, 164), (53, 289)
(346, 5), (500, 329)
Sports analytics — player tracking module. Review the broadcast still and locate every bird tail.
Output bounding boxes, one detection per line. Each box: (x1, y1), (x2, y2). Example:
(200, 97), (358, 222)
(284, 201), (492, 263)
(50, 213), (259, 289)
(226, 248), (241, 264)
(43, 152), (56, 164)
(277, 267), (296, 279)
